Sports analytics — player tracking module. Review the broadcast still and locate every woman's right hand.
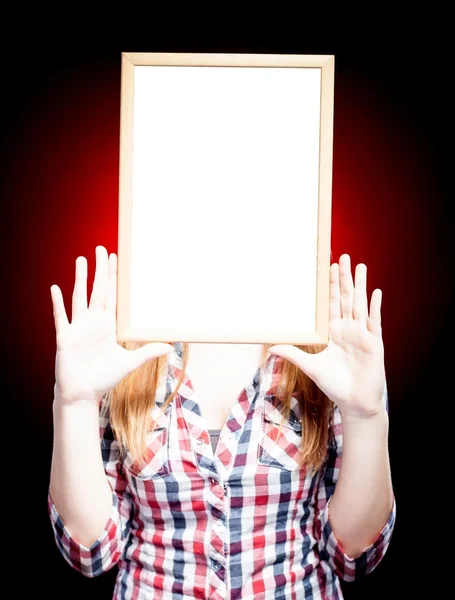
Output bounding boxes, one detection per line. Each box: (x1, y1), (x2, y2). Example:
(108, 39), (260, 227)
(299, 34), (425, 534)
(50, 245), (174, 405)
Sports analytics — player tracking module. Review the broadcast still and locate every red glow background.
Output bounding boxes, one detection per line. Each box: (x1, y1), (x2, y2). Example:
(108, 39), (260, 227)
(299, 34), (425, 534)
(2, 26), (451, 600)
(7, 64), (449, 409)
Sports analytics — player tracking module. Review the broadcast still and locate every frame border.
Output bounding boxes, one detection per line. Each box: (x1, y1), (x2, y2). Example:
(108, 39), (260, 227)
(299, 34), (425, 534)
(117, 52), (335, 344)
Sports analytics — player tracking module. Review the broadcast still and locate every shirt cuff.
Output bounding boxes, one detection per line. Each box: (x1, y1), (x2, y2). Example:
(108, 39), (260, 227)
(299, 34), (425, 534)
(321, 495), (396, 581)
(48, 489), (120, 553)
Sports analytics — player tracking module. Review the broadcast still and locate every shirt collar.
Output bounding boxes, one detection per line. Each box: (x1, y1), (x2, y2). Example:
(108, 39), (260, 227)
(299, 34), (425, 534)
(164, 341), (289, 403)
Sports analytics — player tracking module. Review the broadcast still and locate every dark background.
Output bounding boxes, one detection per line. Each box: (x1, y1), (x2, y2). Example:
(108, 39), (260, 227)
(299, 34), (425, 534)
(3, 11), (452, 600)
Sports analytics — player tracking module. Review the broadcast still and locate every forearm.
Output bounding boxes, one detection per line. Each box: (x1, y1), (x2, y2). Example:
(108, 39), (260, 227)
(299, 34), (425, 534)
(328, 408), (394, 558)
(50, 390), (113, 548)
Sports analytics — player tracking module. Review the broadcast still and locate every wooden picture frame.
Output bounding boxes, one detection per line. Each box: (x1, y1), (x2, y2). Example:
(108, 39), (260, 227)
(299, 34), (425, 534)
(116, 52), (335, 344)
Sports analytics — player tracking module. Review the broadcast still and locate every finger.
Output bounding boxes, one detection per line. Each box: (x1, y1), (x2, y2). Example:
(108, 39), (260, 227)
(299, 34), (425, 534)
(368, 288), (383, 337)
(105, 253), (117, 316)
(129, 342), (175, 371)
(339, 254), (354, 319)
(329, 263), (342, 321)
(72, 256), (88, 321)
(50, 284), (69, 338)
(268, 344), (318, 380)
(353, 263), (368, 324)
(89, 246), (109, 312)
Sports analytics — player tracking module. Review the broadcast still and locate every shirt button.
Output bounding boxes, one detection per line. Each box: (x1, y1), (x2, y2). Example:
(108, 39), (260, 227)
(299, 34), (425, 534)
(197, 437), (204, 445)
(210, 477), (217, 484)
(211, 559), (222, 571)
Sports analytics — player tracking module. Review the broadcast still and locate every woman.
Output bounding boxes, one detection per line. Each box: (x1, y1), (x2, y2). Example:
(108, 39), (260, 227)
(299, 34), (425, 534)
(48, 245), (395, 599)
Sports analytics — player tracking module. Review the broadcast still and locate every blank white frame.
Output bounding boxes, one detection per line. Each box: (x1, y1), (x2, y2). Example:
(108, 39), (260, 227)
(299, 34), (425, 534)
(117, 52), (335, 344)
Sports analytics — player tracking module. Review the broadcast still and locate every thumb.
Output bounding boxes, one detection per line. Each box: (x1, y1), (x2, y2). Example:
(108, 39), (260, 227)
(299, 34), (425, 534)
(129, 342), (175, 371)
(268, 345), (318, 380)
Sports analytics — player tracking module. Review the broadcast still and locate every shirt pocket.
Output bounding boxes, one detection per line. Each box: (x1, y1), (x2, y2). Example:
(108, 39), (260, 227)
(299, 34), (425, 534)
(257, 395), (304, 471)
(122, 403), (172, 480)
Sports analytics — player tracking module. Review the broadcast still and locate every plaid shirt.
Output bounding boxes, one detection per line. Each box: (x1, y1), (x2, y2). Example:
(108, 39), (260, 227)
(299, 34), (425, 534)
(48, 342), (396, 599)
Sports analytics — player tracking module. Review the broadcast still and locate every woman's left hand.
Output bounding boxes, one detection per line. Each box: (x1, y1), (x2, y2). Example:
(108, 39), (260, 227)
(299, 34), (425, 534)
(268, 254), (386, 419)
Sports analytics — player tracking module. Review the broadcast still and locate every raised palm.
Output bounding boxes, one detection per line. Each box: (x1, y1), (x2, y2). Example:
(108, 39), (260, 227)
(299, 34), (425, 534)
(51, 246), (174, 403)
(268, 255), (386, 418)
